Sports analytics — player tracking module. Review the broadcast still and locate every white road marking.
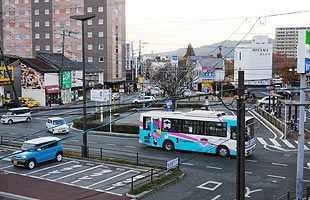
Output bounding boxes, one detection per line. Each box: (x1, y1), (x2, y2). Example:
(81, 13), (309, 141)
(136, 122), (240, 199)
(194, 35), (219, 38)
(86, 170), (134, 188)
(88, 141), (97, 144)
(269, 138), (281, 147)
(245, 171), (253, 175)
(125, 146), (136, 149)
(0, 165), (13, 170)
(196, 181), (223, 191)
(267, 175), (286, 179)
(71, 180), (81, 184)
(54, 165), (103, 181)
(272, 163), (288, 167)
(257, 137), (267, 145)
(303, 180), (310, 183)
(182, 163), (194, 166)
(70, 139), (79, 142)
(211, 195), (221, 200)
(24, 161), (76, 175)
(249, 110), (277, 139)
(8, 132), (17, 135)
(106, 143), (116, 146)
(282, 140), (295, 148)
(206, 166), (222, 170)
(294, 141), (310, 150)
(246, 159), (258, 163)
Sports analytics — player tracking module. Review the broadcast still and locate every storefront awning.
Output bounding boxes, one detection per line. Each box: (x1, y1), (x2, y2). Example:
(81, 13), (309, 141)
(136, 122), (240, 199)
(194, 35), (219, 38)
(45, 85), (60, 94)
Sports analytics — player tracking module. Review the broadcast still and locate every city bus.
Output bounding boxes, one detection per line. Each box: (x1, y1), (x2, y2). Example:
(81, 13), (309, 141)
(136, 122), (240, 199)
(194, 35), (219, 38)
(139, 110), (256, 157)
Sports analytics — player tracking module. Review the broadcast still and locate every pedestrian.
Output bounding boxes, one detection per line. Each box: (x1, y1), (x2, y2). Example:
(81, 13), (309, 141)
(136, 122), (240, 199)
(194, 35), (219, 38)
(205, 96), (209, 111)
(48, 98), (52, 107)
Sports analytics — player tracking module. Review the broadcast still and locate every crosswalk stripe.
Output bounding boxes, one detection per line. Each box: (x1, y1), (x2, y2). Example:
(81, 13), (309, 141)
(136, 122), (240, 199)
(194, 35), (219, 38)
(269, 138), (281, 147)
(282, 140), (295, 148)
(294, 141), (310, 150)
(257, 137), (267, 145)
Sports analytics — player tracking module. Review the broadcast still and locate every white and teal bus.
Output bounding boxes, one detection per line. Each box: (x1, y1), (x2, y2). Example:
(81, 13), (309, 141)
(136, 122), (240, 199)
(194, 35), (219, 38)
(139, 110), (256, 157)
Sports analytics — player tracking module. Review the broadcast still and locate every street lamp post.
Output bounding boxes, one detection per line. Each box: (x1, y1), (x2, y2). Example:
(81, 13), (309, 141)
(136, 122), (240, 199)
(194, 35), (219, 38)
(70, 14), (96, 158)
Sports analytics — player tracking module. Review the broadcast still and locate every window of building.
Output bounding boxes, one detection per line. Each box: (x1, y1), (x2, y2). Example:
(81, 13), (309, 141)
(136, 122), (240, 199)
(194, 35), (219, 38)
(55, 21), (60, 27)
(87, 32), (93, 38)
(5, 0), (10, 5)
(16, 46), (20, 52)
(44, 0), (49, 2)
(25, 10), (29, 15)
(45, 45), (50, 51)
(24, 34), (30, 40)
(98, 44), (104, 50)
(15, 0), (19, 4)
(45, 33), (50, 39)
(98, 7), (104, 12)
(5, 11), (9, 17)
(55, 9), (60, 14)
(15, 22), (19, 28)
(99, 57), (104, 62)
(35, 34), (40, 39)
(76, 7), (81, 14)
(77, 44), (82, 50)
(6, 46), (11, 52)
(98, 32), (104, 37)
(34, 0), (39, 3)
(77, 57), (82, 62)
(15, 34), (20, 39)
(87, 44), (93, 50)
(239, 52), (241, 60)
(66, 45), (72, 50)
(55, 34), (61, 39)
(34, 21), (39, 27)
(66, 21), (71, 26)
(76, 21), (82, 26)
(25, 45), (31, 51)
(45, 9), (49, 15)
(5, 35), (11, 40)
(66, 8), (70, 14)
(34, 10), (39, 15)
(15, 10), (19, 16)
(87, 19), (92, 26)
(87, 57), (93, 62)
(35, 45), (40, 51)
(98, 19), (104, 25)
(87, 7), (92, 13)
(45, 21), (50, 27)
(25, 21), (30, 27)
(6, 22), (10, 28)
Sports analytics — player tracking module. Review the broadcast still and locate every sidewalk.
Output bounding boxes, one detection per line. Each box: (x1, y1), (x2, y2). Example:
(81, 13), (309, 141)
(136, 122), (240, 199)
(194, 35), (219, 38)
(0, 172), (128, 200)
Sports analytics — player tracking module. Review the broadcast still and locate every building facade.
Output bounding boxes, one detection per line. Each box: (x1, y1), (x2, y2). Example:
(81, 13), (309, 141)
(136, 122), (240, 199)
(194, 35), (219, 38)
(234, 35), (272, 86)
(275, 27), (310, 59)
(1, 0), (126, 89)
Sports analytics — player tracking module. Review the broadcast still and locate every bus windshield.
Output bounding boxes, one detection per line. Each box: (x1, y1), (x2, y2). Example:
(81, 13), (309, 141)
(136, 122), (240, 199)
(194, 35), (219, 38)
(245, 119), (255, 141)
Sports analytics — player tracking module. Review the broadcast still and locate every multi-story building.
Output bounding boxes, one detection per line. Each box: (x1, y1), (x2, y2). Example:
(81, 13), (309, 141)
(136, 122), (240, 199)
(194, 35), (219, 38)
(275, 27), (310, 59)
(1, 0), (126, 90)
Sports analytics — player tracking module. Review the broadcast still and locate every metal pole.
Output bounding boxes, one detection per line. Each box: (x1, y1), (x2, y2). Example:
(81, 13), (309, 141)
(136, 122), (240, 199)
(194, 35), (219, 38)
(236, 71), (245, 200)
(81, 21), (88, 158)
(296, 73), (306, 200)
(284, 105), (287, 139)
(109, 88), (112, 133)
(60, 28), (65, 103)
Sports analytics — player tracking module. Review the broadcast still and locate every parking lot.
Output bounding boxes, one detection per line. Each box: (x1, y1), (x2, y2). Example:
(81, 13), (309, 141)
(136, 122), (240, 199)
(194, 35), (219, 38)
(0, 149), (147, 196)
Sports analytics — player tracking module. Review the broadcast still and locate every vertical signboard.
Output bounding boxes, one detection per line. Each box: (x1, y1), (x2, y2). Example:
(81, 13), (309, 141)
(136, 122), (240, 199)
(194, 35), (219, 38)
(297, 30), (310, 74)
(125, 43), (132, 70)
(0, 66), (14, 85)
(90, 89), (110, 102)
(171, 56), (178, 68)
(61, 71), (72, 89)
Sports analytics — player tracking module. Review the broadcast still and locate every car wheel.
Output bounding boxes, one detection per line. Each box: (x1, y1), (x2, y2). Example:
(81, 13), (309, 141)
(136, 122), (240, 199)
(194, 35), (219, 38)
(26, 117), (31, 123)
(55, 152), (63, 162)
(26, 159), (36, 170)
(216, 146), (230, 157)
(8, 120), (13, 125)
(163, 140), (174, 151)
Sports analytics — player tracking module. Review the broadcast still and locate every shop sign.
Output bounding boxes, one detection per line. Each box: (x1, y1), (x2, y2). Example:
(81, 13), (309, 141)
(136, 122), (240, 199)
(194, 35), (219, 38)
(61, 71), (72, 89)
(297, 30), (310, 73)
(0, 65), (14, 86)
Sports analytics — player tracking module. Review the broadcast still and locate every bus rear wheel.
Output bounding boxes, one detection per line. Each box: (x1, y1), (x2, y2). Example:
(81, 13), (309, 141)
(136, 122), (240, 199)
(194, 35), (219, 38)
(163, 140), (174, 151)
(216, 146), (229, 157)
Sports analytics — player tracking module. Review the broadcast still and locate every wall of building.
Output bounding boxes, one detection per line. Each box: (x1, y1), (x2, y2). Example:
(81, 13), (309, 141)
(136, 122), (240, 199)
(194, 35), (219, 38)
(44, 73), (59, 87)
(234, 35), (273, 85)
(22, 88), (45, 106)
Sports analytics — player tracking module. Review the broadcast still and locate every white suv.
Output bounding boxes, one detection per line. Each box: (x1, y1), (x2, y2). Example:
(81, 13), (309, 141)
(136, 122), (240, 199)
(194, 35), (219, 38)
(46, 117), (70, 134)
(133, 95), (156, 103)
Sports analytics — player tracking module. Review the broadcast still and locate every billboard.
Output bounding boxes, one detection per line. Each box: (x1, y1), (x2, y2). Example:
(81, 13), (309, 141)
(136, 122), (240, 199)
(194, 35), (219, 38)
(297, 30), (310, 73)
(21, 63), (44, 89)
(90, 89), (110, 102)
(201, 66), (215, 80)
(61, 71), (72, 89)
(0, 65), (14, 86)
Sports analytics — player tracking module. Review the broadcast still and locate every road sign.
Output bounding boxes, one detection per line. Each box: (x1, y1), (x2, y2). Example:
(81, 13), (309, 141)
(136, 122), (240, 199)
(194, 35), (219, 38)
(297, 30), (310, 73)
(90, 89), (110, 102)
(167, 158), (179, 170)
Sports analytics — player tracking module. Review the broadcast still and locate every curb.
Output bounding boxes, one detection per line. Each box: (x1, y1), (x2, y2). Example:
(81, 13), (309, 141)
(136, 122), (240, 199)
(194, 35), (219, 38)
(125, 170), (185, 199)
(250, 109), (284, 139)
(70, 126), (139, 138)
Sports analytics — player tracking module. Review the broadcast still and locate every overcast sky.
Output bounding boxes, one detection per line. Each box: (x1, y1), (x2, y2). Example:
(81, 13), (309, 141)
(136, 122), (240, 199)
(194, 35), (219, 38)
(126, 0), (310, 54)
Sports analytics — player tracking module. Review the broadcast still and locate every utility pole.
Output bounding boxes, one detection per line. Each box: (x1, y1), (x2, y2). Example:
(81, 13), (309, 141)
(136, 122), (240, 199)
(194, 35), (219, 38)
(138, 40), (141, 76)
(60, 28), (65, 102)
(236, 70), (245, 200)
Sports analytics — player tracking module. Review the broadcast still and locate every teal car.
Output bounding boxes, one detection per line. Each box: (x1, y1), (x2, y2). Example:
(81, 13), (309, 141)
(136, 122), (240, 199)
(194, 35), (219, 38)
(11, 137), (63, 169)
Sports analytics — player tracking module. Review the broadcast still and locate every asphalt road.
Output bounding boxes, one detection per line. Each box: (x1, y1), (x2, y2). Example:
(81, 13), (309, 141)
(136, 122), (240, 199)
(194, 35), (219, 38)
(0, 96), (309, 199)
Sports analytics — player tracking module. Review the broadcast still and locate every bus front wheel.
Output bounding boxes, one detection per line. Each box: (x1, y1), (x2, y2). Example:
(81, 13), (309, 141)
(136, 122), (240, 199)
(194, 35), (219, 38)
(216, 146), (230, 157)
(163, 140), (174, 151)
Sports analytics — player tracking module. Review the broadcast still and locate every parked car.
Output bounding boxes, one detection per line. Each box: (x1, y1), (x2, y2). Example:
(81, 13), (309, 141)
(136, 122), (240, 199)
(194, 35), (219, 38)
(2, 97), (14, 107)
(112, 92), (120, 100)
(133, 95), (156, 103)
(46, 117), (70, 134)
(11, 136), (63, 169)
(1, 107), (31, 124)
(257, 96), (278, 106)
(19, 97), (40, 108)
(182, 89), (192, 97)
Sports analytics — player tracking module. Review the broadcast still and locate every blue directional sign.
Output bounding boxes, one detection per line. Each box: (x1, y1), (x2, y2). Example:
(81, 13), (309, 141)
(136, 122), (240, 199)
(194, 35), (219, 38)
(167, 158), (179, 170)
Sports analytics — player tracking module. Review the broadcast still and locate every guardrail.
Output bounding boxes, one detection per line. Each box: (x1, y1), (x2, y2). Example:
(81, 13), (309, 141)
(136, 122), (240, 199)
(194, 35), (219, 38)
(277, 185), (310, 200)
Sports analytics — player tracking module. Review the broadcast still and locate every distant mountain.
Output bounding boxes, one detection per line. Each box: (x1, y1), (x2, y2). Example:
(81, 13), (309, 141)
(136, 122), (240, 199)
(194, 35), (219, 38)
(148, 39), (275, 59)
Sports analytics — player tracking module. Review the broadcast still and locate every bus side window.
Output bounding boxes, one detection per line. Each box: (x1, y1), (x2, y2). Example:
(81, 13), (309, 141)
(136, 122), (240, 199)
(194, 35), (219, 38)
(143, 117), (151, 130)
(162, 119), (171, 131)
(231, 126), (237, 140)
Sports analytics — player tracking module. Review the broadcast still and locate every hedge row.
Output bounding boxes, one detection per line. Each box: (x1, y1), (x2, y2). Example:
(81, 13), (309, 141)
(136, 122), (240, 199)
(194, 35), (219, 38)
(73, 119), (139, 134)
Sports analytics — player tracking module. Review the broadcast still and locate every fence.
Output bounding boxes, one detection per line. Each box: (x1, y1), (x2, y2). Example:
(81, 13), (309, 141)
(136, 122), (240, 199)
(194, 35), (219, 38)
(277, 185), (310, 200)
(255, 107), (287, 133)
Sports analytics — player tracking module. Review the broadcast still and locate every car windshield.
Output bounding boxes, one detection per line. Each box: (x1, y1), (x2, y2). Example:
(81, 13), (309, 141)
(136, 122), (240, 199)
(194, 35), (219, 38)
(5, 112), (13, 115)
(53, 119), (66, 125)
(21, 143), (35, 151)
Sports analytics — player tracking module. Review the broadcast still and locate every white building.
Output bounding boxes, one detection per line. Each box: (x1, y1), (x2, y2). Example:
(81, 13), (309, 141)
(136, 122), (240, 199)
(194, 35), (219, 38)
(275, 27), (310, 59)
(234, 35), (273, 86)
